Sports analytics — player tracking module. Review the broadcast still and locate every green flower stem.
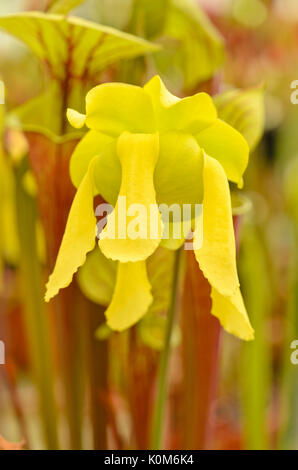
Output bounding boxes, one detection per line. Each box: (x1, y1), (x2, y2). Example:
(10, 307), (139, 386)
(279, 227), (298, 449)
(150, 247), (182, 450)
(239, 224), (271, 450)
(15, 159), (59, 449)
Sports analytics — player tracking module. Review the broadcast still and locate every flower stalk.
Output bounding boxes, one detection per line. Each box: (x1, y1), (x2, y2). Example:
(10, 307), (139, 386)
(150, 247), (183, 450)
(14, 158), (59, 449)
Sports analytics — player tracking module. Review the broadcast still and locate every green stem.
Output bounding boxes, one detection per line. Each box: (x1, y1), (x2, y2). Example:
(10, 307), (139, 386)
(150, 247), (182, 450)
(15, 159), (59, 449)
(279, 228), (298, 449)
(239, 225), (271, 450)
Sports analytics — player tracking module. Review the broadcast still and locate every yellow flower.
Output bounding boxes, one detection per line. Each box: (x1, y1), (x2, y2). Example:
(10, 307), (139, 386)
(45, 76), (253, 340)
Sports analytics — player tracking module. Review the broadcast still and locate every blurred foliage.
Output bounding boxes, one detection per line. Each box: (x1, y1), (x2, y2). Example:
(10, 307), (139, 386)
(0, 0), (297, 452)
(73, 0), (225, 90)
(214, 86), (265, 152)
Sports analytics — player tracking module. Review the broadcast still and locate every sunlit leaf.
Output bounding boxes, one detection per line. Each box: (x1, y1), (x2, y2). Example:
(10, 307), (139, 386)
(214, 86), (265, 151)
(0, 12), (159, 82)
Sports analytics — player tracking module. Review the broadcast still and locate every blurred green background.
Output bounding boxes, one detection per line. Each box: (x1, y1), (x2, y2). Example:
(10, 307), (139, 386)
(0, 0), (297, 450)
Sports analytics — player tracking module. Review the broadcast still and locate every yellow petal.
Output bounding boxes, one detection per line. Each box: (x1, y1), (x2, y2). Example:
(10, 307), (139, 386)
(70, 129), (114, 189)
(144, 75), (217, 134)
(85, 83), (156, 136)
(211, 287), (254, 341)
(67, 108), (86, 129)
(194, 153), (254, 340)
(196, 119), (249, 185)
(144, 75), (180, 108)
(195, 153), (239, 297)
(105, 261), (153, 331)
(99, 132), (162, 262)
(45, 158), (97, 301)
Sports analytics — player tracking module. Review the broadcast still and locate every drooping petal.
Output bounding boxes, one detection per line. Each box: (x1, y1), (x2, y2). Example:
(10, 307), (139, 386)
(99, 132), (162, 262)
(45, 157), (97, 301)
(196, 118), (249, 185)
(194, 153), (239, 297)
(211, 287), (254, 341)
(144, 75), (217, 133)
(77, 246), (175, 320)
(194, 154), (254, 339)
(85, 83), (156, 136)
(69, 129), (114, 188)
(105, 261), (153, 331)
